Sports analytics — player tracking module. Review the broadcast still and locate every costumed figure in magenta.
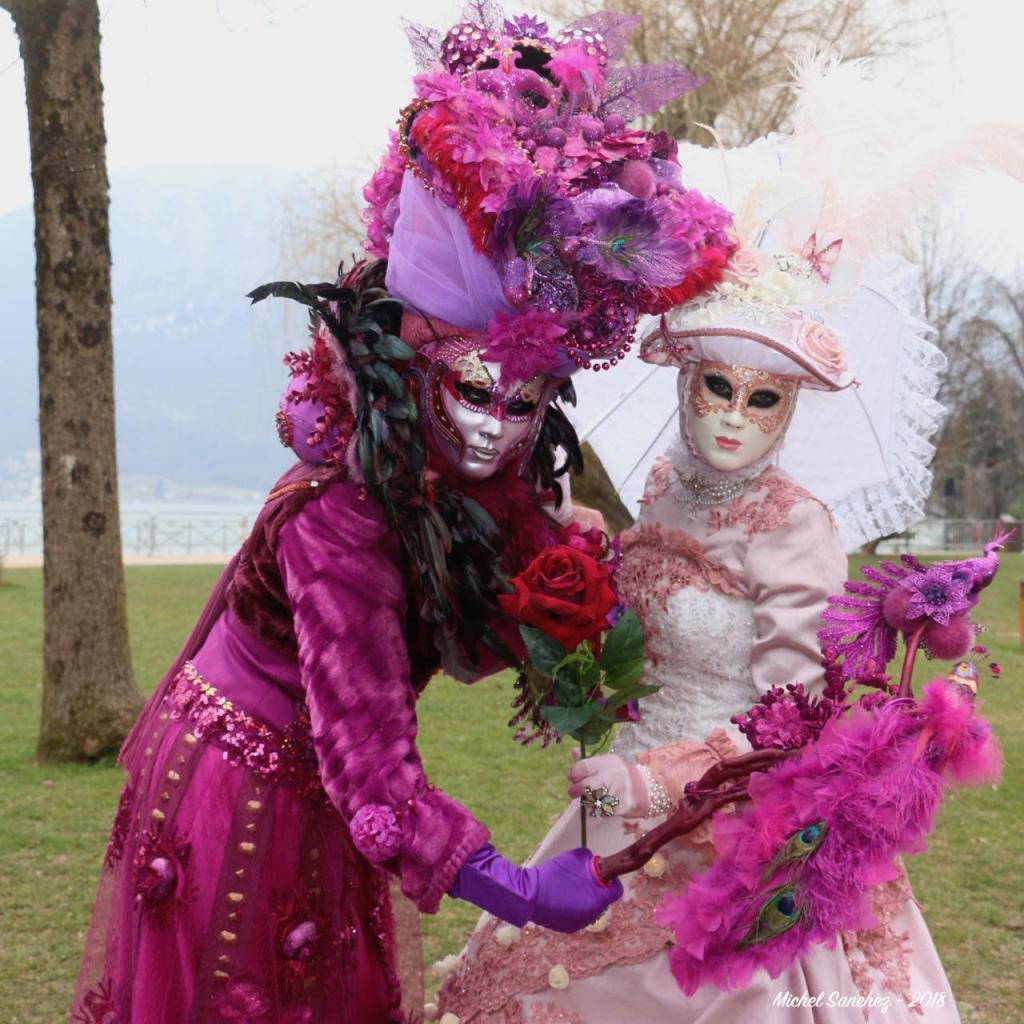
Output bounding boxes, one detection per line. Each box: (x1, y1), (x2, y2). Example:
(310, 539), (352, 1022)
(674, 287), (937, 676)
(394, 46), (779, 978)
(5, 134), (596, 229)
(437, 61), (1020, 1024)
(69, 5), (733, 1023)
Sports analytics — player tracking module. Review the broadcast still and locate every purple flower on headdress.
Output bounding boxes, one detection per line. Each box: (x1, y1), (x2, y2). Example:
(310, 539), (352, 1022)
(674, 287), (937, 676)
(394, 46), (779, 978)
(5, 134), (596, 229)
(575, 189), (691, 287)
(503, 14), (550, 39)
(483, 308), (571, 385)
(350, 803), (403, 863)
(902, 566), (972, 627)
(492, 177), (579, 261)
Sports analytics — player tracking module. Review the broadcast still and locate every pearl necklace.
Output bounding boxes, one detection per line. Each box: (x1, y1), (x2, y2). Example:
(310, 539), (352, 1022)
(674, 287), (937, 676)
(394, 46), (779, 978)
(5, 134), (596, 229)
(673, 469), (751, 518)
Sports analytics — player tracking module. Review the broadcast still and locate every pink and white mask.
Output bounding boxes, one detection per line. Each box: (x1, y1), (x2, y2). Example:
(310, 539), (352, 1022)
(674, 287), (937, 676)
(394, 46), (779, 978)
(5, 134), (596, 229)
(425, 343), (554, 480)
(681, 360), (799, 472)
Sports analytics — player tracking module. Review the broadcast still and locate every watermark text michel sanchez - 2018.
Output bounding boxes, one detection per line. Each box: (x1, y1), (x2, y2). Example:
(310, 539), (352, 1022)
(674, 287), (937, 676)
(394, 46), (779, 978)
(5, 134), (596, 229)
(772, 991), (950, 1015)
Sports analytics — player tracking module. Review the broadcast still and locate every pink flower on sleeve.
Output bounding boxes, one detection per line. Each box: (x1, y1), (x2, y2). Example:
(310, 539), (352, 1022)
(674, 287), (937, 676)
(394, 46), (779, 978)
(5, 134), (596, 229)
(350, 803), (403, 863)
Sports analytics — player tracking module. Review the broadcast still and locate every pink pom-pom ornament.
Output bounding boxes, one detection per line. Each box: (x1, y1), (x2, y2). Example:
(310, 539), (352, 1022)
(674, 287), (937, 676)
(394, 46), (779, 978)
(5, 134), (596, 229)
(881, 585), (913, 631)
(923, 614), (975, 661)
(350, 803), (403, 863)
(617, 160), (658, 200)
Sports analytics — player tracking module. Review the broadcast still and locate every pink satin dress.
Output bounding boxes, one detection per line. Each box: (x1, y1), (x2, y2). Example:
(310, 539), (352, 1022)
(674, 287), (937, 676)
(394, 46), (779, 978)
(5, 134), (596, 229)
(438, 448), (960, 1024)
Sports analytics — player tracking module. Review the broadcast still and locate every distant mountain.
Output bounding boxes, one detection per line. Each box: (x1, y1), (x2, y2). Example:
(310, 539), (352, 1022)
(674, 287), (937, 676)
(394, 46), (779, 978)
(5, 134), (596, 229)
(0, 166), (341, 502)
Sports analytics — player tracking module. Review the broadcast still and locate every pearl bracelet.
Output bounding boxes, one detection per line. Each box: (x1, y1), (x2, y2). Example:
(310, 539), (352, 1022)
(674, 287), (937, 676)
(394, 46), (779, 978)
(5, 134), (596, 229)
(638, 764), (673, 818)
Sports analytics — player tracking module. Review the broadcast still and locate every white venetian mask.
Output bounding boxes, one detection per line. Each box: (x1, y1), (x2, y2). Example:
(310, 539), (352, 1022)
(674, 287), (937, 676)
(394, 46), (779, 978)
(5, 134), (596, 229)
(680, 360), (799, 472)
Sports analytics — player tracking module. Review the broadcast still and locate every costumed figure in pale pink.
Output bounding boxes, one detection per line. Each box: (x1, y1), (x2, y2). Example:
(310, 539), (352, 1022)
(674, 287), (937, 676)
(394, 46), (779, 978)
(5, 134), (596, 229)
(69, 6), (734, 1023)
(437, 60), (1023, 1024)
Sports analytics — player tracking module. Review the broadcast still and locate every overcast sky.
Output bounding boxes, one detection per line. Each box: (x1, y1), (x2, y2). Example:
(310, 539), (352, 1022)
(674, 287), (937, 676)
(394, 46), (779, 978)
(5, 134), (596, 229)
(1, 0), (1022, 266)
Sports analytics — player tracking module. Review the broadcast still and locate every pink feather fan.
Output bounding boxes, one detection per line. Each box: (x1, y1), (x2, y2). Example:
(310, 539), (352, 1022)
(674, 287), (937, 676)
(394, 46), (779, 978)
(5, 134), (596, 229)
(655, 679), (1002, 995)
(641, 534), (1011, 996)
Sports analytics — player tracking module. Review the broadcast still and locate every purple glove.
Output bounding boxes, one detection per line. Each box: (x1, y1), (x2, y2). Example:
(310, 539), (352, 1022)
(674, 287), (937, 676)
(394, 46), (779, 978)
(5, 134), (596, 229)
(449, 842), (623, 933)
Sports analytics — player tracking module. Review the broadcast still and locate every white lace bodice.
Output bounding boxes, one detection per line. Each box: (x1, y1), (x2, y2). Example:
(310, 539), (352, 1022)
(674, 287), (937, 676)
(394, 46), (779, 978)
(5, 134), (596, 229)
(613, 586), (758, 760)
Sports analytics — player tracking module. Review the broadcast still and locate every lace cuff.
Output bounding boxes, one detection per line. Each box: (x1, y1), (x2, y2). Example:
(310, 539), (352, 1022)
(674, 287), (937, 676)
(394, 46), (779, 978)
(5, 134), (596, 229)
(637, 727), (739, 806)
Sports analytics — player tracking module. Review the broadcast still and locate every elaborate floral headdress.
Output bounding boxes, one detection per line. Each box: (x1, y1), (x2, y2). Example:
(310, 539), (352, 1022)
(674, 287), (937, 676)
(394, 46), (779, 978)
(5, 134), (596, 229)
(364, 2), (735, 379)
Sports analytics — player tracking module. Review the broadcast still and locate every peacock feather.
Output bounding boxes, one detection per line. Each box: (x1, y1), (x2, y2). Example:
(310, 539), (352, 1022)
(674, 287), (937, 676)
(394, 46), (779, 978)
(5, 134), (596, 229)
(760, 820), (829, 885)
(738, 886), (805, 948)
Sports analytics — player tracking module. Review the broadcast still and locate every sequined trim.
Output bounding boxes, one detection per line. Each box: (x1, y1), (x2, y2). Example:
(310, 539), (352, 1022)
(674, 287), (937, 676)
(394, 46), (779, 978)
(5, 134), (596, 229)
(841, 866), (921, 1016)
(706, 467), (833, 538)
(438, 866), (681, 1021)
(452, 348), (496, 389)
(165, 663), (322, 794)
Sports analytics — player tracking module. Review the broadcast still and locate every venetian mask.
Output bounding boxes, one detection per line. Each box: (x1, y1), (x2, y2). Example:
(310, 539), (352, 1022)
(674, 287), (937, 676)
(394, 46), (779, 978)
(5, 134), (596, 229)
(680, 360), (799, 472)
(427, 346), (550, 480)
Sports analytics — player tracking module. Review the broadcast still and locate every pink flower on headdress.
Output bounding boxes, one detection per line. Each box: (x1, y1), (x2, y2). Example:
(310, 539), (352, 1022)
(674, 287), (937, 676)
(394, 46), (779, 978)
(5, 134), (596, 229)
(363, 131), (406, 259)
(725, 248), (760, 282)
(413, 69), (466, 103)
(793, 319), (846, 377)
(350, 803), (402, 863)
(483, 309), (571, 385)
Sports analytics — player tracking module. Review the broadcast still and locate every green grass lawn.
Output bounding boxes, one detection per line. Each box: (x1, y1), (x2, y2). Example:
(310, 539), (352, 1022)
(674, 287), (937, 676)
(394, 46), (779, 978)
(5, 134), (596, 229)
(0, 556), (1021, 1022)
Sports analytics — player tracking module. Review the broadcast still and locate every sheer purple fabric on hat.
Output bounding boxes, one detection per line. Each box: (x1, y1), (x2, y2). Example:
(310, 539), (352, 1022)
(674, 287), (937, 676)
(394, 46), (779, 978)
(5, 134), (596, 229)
(384, 172), (515, 331)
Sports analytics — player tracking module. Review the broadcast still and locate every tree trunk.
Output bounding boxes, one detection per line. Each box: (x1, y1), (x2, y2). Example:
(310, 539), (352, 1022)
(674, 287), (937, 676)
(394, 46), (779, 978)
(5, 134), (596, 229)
(5, 0), (141, 759)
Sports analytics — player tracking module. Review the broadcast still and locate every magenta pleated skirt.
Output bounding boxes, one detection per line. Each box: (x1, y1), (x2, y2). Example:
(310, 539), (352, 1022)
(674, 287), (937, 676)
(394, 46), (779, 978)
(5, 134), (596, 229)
(70, 665), (402, 1023)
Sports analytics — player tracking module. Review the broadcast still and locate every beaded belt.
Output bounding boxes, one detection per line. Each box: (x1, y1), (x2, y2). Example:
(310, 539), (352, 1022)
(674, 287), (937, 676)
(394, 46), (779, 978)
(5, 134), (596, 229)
(165, 662), (323, 794)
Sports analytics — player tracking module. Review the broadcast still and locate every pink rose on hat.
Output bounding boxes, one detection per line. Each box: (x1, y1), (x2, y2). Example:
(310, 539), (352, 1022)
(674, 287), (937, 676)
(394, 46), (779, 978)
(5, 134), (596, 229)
(723, 248), (760, 284)
(793, 318), (847, 377)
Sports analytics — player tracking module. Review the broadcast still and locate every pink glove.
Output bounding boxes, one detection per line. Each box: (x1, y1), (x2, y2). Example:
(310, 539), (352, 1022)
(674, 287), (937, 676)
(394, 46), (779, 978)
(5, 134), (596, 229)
(567, 751), (650, 819)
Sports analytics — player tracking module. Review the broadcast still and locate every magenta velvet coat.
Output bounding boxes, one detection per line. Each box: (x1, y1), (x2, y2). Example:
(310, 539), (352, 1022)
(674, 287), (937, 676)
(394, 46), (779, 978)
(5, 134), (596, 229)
(71, 470), (492, 1024)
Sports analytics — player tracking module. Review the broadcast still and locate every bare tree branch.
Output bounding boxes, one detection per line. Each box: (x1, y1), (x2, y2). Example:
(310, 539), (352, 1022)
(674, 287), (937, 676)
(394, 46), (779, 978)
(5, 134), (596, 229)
(281, 171), (365, 281)
(541, 0), (944, 144)
(901, 216), (1024, 517)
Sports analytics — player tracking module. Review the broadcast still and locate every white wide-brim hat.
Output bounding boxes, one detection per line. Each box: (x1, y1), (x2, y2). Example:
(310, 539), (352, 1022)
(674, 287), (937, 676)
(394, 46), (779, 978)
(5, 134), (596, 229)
(640, 289), (854, 392)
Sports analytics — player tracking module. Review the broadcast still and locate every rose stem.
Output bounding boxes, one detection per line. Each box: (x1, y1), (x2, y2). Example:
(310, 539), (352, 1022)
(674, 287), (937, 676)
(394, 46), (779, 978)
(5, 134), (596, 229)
(580, 737), (588, 847)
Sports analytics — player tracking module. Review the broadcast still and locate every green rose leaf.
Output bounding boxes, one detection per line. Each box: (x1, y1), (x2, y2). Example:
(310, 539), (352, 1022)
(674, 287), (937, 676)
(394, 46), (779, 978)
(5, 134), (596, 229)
(540, 704), (596, 737)
(600, 610), (646, 689)
(604, 683), (660, 710)
(521, 626), (567, 676)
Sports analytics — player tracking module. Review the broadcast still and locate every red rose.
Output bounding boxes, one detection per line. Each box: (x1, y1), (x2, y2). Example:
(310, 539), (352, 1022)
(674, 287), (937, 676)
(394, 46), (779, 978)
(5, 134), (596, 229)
(499, 545), (619, 651)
